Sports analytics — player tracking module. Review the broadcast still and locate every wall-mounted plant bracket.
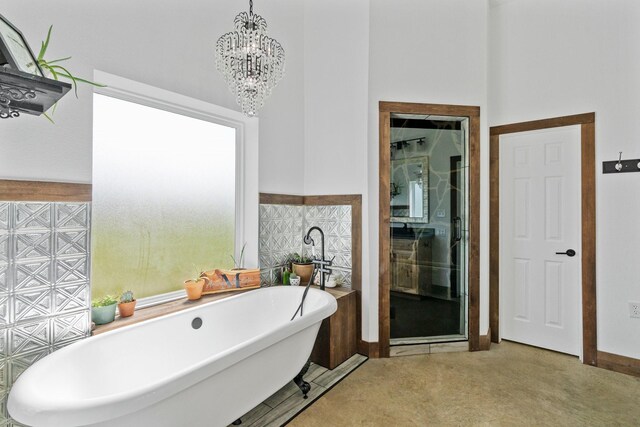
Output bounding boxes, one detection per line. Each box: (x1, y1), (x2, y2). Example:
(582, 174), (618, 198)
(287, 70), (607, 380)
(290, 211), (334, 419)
(0, 67), (71, 119)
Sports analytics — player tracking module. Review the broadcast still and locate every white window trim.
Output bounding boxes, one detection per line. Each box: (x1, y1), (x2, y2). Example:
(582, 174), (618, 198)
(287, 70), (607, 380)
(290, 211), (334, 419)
(92, 70), (259, 309)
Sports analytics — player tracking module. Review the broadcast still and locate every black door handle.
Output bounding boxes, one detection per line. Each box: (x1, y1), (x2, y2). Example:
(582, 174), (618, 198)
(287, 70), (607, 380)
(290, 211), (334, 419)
(555, 249), (576, 257)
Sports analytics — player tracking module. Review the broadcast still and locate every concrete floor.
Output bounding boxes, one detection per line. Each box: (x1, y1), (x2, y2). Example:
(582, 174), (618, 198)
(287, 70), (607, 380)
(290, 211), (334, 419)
(289, 341), (640, 426)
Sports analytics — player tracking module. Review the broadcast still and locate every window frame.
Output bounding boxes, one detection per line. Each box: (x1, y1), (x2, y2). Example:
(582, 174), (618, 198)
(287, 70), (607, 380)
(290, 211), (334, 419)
(92, 71), (259, 309)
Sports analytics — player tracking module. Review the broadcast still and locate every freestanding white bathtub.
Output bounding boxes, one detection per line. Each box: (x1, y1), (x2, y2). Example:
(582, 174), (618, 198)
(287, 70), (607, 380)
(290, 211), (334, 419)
(8, 286), (337, 427)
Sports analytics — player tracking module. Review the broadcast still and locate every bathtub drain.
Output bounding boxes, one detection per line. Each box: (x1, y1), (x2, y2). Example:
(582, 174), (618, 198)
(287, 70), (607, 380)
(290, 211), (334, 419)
(192, 317), (203, 329)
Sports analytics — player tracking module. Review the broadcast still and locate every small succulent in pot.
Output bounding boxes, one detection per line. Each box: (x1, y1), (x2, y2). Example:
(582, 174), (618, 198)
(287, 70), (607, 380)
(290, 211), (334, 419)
(184, 269), (207, 301)
(289, 273), (301, 286)
(91, 295), (118, 325)
(92, 295), (118, 307)
(120, 290), (134, 303)
(118, 290), (136, 318)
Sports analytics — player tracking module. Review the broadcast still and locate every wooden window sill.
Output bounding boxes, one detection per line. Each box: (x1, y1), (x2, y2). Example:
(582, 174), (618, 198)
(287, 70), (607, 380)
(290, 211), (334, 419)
(92, 289), (255, 336)
(91, 285), (354, 336)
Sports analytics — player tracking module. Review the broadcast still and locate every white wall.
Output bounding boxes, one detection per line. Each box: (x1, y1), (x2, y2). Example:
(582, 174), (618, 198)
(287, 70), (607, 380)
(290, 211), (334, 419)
(490, 0), (640, 359)
(367, 0), (490, 341)
(302, 0), (369, 196)
(302, 0), (490, 342)
(302, 0), (372, 337)
(0, 0), (305, 194)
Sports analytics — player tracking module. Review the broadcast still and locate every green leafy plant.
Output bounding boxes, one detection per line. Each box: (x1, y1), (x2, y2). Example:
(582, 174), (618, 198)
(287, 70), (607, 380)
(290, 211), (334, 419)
(92, 295), (118, 308)
(119, 290), (135, 304)
(291, 253), (313, 264)
(188, 265), (205, 282)
(37, 25), (105, 122)
(230, 242), (247, 269)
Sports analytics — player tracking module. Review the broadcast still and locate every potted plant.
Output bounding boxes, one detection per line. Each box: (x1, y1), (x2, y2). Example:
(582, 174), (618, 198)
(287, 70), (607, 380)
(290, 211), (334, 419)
(289, 273), (301, 286)
(91, 295), (118, 325)
(184, 271), (207, 301)
(118, 290), (136, 318)
(291, 253), (314, 284)
(200, 243), (260, 295)
(33, 26), (105, 122)
(230, 242), (248, 271)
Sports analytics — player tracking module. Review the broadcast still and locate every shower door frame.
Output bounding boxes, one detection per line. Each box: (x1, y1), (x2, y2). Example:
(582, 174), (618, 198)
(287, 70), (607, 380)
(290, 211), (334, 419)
(378, 101), (481, 357)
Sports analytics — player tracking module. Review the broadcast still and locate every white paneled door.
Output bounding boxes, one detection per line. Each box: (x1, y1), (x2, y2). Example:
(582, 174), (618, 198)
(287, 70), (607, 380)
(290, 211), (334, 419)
(500, 126), (582, 356)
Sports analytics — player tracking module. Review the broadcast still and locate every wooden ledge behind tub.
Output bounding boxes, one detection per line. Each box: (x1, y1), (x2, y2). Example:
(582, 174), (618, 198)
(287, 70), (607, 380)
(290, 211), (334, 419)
(92, 286), (354, 336)
(310, 286), (357, 370)
(92, 289), (255, 335)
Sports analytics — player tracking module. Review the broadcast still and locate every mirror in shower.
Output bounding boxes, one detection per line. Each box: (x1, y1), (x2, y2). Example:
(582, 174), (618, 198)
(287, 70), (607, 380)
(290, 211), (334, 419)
(391, 157), (428, 222)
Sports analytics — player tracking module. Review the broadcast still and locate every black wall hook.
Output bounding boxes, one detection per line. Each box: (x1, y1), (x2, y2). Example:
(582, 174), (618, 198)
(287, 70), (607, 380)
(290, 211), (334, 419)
(603, 152), (640, 174)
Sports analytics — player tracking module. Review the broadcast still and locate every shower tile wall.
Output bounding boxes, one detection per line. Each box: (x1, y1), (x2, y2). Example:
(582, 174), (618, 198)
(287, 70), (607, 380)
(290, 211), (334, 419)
(0, 202), (91, 425)
(259, 204), (352, 288)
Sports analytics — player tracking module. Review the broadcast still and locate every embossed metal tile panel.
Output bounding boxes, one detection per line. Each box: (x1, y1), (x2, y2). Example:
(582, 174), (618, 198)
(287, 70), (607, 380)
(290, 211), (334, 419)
(0, 202), (91, 424)
(259, 203), (353, 287)
(259, 204), (304, 284)
(304, 205), (352, 270)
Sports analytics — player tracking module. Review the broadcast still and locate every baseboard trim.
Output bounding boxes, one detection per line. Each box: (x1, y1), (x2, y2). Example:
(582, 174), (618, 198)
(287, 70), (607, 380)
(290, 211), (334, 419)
(358, 340), (380, 358)
(597, 351), (640, 377)
(478, 328), (492, 351)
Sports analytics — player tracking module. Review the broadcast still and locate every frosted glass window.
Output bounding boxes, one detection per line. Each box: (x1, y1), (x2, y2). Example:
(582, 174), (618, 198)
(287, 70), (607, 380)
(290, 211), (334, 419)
(92, 94), (236, 300)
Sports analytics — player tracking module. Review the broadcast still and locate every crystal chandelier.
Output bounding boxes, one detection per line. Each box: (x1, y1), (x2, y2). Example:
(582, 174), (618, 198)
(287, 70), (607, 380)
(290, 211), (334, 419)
(215, 0), (285, 117)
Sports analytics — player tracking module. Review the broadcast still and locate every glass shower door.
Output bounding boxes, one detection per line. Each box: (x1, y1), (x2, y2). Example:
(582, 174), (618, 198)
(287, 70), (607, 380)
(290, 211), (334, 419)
(389, 113), (469, 345)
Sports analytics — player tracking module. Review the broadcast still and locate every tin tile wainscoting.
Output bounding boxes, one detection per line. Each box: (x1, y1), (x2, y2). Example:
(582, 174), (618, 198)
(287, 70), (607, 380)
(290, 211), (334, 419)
(0, 201), (91, 426)
(259, 204), (304, 285)
(0, 180), (92, 426)
(259, 203), (353, 288)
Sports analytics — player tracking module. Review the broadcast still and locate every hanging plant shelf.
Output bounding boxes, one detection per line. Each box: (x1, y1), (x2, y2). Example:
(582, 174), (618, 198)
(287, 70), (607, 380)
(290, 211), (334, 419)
(0, 67), (71, 119)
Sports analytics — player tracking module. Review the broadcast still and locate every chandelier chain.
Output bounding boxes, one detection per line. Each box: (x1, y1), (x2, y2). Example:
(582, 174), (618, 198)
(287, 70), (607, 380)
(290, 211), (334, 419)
(249, 0), (253, 16)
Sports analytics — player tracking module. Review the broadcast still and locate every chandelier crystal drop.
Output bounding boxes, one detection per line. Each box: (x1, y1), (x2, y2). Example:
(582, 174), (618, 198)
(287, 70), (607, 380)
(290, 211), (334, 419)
(215, 0), (285, 117)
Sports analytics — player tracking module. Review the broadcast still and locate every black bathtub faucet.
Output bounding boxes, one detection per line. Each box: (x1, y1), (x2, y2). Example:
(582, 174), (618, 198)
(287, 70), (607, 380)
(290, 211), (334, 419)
(303, 226), (333, 291)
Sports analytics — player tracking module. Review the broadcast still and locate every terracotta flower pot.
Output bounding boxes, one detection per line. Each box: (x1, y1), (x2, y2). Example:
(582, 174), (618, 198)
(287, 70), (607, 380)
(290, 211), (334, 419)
(118, 300), (136, 318)
(184, 279), (205, 300)
(292, 263), (314, 285)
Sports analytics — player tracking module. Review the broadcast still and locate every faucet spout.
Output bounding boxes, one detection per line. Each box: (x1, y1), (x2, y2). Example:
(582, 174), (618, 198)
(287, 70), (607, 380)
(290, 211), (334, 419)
(303, 226), (331, 291)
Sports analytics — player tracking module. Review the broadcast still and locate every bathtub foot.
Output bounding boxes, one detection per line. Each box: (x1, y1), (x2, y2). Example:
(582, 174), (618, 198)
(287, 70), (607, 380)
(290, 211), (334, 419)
(293, 359), (312, 399)
(294, 377), (311, 399)
(232, 419), (242, 425)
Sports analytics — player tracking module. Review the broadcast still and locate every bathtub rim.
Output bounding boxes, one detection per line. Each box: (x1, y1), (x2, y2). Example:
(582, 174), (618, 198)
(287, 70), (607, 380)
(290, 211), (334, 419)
(8, 287), (337, 426)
